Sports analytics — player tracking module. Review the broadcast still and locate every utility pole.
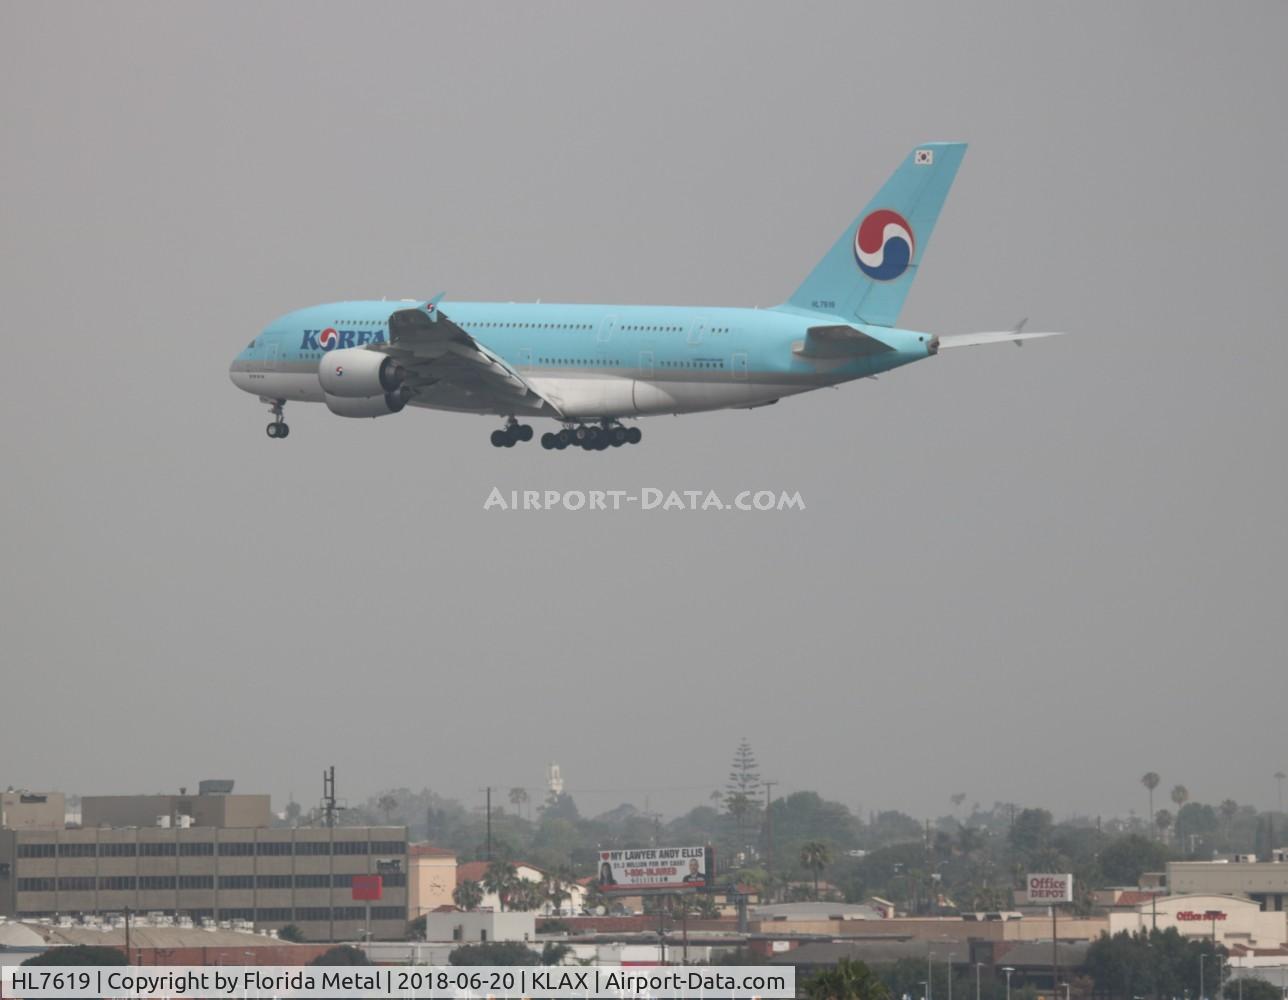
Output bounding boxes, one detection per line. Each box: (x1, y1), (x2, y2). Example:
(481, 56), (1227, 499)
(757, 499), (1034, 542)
(485, 787), (493, 861)
(763, 781), (777, 901)
(1052, 904), (1060, 1000)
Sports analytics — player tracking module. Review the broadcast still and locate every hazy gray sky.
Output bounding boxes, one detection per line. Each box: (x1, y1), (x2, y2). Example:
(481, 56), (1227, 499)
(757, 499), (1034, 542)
(2, 2), (1284, 824)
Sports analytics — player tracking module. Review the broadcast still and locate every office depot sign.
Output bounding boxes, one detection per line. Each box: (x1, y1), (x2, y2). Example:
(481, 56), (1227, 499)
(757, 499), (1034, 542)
(1027, 873), (1074, 903)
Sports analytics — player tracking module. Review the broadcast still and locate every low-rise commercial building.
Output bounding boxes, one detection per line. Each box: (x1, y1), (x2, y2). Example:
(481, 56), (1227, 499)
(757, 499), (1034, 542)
(1168, 857), (1288, 913)
(0, 792), (65, 831)
(1107, 892), (1288, 951)
(0, 824), (409, 942)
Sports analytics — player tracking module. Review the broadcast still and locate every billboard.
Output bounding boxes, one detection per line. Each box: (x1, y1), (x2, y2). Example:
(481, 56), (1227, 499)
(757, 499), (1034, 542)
(351, 874), (383, 901)
(1026, 873), (1073, 903)
(597, 846), (711, 892)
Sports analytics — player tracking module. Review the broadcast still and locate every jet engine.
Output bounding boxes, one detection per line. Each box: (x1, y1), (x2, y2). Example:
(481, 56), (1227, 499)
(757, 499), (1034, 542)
(324, 388), (410, 418)
(318, 348), (405, 398)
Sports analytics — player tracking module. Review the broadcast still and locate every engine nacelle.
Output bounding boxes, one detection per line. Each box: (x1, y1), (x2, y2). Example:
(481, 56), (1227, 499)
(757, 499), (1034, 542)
(318, 348), (405, 398)
(324, 389), (409, 418)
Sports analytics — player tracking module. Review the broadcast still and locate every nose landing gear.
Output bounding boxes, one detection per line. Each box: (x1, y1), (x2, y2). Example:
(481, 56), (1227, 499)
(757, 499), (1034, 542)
(266, 400), (289, 439)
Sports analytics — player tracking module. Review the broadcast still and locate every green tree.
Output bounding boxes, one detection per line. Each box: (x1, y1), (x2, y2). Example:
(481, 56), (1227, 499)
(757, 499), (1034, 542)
(482, 860), (518, 911)
(802, 958), (891, 1000)
(800, 841), (831, 898)
(540, 941), (573, 965)
(1171, 784), (1190, 812)
(1155, 808), (1174, 841)
(454, 879), (484, 910)
(1224, 979), (1281, 1000)
(23, 946), (128, 966)
(448, 941), (541, 965)
(725, 737), (761, 847)
(277, 922), (306, 943)
(1009, 808), (1054, 856)
(1099, 834), (1169, 885)
(1141, 772), (1161, 837)
(377, 794), (398, 824)
(308, 945), (370, 965)
(508, 787), (529, 820)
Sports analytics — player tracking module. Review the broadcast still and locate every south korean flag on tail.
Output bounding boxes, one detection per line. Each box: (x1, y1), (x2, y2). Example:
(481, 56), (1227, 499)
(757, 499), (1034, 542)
(914, 148), (934, 165)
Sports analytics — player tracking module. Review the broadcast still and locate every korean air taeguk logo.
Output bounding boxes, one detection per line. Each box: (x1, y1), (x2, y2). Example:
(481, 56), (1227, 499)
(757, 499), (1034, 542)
(854, 209), (915, 281)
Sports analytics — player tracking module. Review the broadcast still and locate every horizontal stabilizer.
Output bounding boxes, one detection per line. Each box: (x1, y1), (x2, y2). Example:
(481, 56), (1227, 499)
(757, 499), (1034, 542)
(934, 330), (1065, 350)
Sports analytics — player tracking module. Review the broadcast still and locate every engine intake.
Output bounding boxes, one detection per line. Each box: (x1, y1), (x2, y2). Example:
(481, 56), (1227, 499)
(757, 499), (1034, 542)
(318, 348), (405, 398)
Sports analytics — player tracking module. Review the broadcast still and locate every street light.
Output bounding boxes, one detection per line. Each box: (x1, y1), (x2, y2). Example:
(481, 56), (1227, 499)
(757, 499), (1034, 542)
(947, 952), (955, 1000)
(975, 963), (984, 1000)
(1003, 966), (1016, 1000)
(1200, 953), (1207, 1000)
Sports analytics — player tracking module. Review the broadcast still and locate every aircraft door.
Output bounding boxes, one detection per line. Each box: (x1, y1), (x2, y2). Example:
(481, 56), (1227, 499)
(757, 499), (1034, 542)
(264, 340), (280, 372)
(517, 347), (533, 371)
(732, 352), (748, 379)
(688, 321), (707, 346)
(597, 316), (618, 343)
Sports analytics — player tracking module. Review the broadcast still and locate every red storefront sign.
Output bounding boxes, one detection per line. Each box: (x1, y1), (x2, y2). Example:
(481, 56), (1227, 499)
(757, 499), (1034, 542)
(351, 875), (383, 901)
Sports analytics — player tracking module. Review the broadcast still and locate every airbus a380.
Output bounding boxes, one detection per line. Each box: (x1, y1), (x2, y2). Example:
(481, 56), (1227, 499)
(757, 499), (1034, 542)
(230, 143), (1062, 449)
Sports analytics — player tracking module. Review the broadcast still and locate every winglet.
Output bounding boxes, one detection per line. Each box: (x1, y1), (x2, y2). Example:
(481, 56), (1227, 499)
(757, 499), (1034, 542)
(423, 292), (445, 321)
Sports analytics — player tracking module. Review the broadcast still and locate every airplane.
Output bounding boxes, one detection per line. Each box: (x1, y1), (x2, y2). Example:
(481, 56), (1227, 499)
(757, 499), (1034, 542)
(229, 142), (1063, 449)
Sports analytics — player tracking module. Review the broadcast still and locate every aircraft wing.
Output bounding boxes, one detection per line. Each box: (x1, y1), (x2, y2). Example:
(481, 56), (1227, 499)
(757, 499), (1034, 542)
(375, 299), (561, 416)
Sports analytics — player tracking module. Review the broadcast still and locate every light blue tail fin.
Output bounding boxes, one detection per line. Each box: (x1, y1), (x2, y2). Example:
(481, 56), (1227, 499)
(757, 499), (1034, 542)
(785, 142), (966, 327)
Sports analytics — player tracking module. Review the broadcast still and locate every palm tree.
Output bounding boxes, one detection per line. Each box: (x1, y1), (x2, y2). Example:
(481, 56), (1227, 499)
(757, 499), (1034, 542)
(1155, 808), (1173, 842)
(377, 794), (398, 825)
(482, 860), (518, 911)
(505, 880), (544, 912)
(802, 958), (890, 1000)
(1141, 773), (1161, 838)
(508, 787), (529, 821)
(1171, 785), (1190, 816)
(800, 841), (831, 899)
(951, 793), (967, 818)
(453, 880), (484, 910)
(541, 868), (573, 915)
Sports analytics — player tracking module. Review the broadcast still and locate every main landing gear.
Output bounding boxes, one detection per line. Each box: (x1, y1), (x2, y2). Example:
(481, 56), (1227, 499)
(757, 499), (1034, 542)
(540, 421), (642, 451)
(265, 400), (290, 439)
(490, 417), (534, 448)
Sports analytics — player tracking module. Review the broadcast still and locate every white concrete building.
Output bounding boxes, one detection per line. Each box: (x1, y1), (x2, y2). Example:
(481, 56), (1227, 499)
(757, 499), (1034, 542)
(1107, 893), (1288, 951)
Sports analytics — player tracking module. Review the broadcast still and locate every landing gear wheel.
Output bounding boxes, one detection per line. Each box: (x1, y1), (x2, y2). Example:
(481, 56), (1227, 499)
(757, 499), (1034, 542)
(541, 432), (556, 450)
(265, 399), (288, 440)
(490, 429), (508, 448)
(626, 426), (642, 445)
(517, 424), (534, 442)
(557, 429), (573, 447)
(610, 427), (627, 447)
